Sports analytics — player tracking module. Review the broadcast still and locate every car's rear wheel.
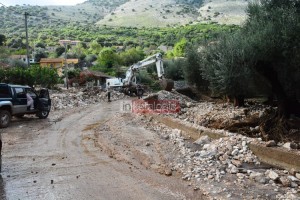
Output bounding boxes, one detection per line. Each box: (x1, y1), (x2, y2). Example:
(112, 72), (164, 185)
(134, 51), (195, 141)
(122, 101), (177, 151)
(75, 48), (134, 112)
(37, 110), (49, 119)
(0, 110), (11, 128)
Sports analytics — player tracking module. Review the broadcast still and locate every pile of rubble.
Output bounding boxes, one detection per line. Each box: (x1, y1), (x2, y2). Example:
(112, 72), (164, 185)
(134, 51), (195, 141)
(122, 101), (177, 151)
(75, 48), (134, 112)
(50, 87), (126, 110)
(149, 90), (300, 142)
(142, 117), (300, 199)
(144, 90), (196, 107)
(146, 90), (271, 129)
(134, 89), (300, 198)
(173, 80), (189, 90)
(177, 101), (270, 128)
(48, 85), (300, 198)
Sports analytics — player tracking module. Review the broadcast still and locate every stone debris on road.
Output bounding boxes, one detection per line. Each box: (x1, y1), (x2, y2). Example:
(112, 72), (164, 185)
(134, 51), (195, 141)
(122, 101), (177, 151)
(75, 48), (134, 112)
(50, 86), (126, 111)
(143, 90), (197, 108)
(46, 86), (300, 199)
(140, 115), (300, 199)
(134, 90), (300, 199)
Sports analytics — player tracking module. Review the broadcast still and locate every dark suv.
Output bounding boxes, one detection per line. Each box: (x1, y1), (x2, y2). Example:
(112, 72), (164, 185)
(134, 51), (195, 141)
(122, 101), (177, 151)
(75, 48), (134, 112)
(0, 83), (52, 128)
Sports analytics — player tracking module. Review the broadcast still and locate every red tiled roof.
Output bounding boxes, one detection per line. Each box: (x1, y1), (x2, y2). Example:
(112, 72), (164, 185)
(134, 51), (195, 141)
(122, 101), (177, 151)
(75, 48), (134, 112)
(40, 58), (64, 63)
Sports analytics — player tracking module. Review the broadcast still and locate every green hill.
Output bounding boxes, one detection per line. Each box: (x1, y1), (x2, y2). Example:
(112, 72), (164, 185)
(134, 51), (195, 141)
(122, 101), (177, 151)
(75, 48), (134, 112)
(0, 0), (246, 47)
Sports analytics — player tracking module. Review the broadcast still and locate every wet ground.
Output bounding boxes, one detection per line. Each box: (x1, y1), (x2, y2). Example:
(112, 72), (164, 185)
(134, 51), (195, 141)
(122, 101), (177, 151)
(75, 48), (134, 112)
(0, 101), (205, 200)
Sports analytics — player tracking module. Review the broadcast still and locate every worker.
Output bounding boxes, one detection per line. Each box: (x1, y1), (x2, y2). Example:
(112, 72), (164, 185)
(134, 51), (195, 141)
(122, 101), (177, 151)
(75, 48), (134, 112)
(26, 92), (34, 110)
(107, 82), (111, 102)
(136, 84), (143, 99)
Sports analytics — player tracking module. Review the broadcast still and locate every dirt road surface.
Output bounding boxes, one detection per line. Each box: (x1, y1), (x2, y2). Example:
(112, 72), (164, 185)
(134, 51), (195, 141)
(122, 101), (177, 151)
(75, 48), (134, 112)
(0, 100), (205, 200)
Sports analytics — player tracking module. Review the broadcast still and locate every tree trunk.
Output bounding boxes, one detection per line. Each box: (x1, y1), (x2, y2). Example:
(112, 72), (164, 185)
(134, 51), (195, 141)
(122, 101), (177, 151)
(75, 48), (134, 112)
(226, 94), (233, 104)
(254, 61), (300, 142)
(278, 98), (300, 118)
(233, 95), (245, 107)
(254, 61), (299, 118)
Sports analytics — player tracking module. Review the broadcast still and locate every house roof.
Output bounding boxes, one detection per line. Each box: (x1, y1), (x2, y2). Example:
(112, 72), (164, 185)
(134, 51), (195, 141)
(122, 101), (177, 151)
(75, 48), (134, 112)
(67, 59), (79, 64)
(40, 58), (79, 64)
(40, 58), (64, 63)
(10, 55), (27, 59)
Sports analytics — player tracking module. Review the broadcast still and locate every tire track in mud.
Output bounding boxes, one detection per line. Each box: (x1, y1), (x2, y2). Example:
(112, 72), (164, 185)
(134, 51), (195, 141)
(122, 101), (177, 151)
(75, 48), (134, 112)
(79, 117), (199, 200)
(89, 113), (174, 174)
(93, 112), (205, 199)
(77, 110), (173, 169)
(61, 105), (200, 200)
(53, 106), (104, 157)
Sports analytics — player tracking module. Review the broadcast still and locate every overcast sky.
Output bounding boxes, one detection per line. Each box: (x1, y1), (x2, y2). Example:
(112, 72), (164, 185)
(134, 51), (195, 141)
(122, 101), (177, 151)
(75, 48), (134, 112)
(0, 0), (86, 6)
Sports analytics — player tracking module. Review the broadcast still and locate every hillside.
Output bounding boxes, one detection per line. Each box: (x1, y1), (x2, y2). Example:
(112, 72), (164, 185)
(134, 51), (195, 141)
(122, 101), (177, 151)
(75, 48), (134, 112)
(0, 0), (127, 37)
(96, 0), (249, 27)
(45, 0), (129, 24)
(96, 0), (200, 27)
(199, 0), (249, 25)
(0, 0), (247, 45)
(0, 0), (248, 35)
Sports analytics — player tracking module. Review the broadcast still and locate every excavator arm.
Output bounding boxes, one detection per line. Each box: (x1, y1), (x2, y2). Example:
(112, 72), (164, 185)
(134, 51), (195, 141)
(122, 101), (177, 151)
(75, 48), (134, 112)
(123, 53), (173, 91)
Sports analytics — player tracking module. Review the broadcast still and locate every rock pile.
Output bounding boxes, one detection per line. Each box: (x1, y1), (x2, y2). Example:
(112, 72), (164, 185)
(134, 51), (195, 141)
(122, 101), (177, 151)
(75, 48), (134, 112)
(141, 116), (300, 199)
(178, 101), (271, 128)
(49, 85), (300, 198)
(144, 90), (196, 107)
(173, 80), (189, 90)
(50, 87), (126, 110)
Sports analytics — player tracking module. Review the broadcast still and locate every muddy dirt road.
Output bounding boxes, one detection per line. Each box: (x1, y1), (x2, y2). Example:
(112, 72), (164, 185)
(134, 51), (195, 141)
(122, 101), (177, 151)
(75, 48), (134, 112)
(0, 101), (204, 200)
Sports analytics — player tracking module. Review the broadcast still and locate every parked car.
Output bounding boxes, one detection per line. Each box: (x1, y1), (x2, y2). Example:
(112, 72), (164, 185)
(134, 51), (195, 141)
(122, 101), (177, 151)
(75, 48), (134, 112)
(0, 83), (51, 128)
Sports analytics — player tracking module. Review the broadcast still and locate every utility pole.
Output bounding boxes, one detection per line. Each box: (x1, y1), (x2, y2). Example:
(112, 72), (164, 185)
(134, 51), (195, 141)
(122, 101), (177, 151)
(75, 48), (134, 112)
(60, 39), (71, 89)
(63, 42), (70, 89)
(25, 12), (30, 67)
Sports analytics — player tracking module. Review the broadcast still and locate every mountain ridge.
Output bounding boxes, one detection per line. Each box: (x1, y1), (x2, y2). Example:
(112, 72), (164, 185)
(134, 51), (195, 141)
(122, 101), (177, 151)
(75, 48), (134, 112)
(0, 0), (248, 31)
(0, 0), (248, 41)
(94, 0), (249, 27)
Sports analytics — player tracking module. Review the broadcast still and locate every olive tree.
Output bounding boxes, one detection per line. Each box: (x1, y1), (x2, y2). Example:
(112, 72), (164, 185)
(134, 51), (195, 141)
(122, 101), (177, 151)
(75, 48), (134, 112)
(242, 0), (300, 116)
(200, 33), (257, 106)
(183, 47), (208, 90)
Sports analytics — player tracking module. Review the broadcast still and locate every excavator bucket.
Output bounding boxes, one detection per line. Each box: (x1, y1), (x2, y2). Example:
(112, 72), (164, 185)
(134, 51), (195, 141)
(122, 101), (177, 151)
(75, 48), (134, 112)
(160, 79), (174, 91)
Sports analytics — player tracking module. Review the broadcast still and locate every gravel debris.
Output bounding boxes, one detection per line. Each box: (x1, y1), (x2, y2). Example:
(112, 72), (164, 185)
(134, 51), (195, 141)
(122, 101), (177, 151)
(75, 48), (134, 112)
(48, 87), (300, 199)
(50, 86), (125, 111)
